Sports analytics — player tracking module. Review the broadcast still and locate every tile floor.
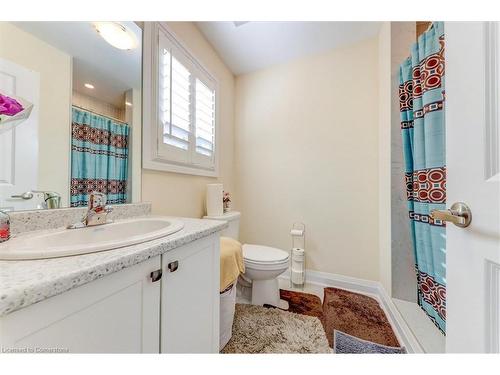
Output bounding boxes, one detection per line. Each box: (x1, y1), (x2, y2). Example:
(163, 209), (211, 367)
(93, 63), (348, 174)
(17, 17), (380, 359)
(236, 278), (325, 305)
(393, 298), (445, 353)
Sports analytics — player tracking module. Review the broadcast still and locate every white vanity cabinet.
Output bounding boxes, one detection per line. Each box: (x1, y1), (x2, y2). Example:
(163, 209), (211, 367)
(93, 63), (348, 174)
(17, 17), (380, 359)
(0, 256), (162, 353)
(0, 234), (220, 353)
(161, 234), (220, 353)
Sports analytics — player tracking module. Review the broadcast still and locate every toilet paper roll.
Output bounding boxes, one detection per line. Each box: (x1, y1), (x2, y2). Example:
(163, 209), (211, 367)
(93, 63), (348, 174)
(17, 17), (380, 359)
(292, 248), (305, 272)
(292, 247), (305, 257)
(291, 269), (305, 285)
(206, 184), (223, 217)
(290, 229), (304, 237)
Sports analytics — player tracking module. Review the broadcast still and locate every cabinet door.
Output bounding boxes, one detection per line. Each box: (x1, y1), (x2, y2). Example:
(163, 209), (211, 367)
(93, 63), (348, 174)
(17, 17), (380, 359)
(161, 235), (220, 353)
(0, 256), (161, 353)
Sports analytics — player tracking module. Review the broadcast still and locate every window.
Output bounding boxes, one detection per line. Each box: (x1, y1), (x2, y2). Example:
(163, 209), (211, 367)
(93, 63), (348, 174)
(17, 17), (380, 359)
(143, 23), (218, 176)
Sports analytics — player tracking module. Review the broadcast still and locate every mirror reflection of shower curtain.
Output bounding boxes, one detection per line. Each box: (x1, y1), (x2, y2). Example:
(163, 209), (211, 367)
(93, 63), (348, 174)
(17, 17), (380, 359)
(70, 106), (130, 207)
(399, 22), (446, 334)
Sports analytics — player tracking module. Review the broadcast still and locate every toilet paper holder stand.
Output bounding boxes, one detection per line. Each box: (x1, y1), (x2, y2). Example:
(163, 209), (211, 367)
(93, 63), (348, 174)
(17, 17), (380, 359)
(290, 222), (305, 288)
(290, 222), (305, 247)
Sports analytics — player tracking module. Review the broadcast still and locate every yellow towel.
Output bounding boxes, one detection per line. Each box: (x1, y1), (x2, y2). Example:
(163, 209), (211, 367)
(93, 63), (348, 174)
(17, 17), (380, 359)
(220, 237), (245, 292)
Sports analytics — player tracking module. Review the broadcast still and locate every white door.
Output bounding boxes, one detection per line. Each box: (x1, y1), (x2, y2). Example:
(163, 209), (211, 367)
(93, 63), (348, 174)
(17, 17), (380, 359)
(0, 57), (40, 211)
(446, 22), (500, 353)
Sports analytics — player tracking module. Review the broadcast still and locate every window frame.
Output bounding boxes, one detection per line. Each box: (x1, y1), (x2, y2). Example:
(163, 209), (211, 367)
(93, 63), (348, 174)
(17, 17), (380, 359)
(143, 22), (220, 177)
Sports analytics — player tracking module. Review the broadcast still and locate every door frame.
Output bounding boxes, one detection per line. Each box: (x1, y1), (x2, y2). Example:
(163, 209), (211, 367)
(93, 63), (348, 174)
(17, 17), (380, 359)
(485, 22), (500, 182)
(484, 22), (500, 353)
(0, 57), (40, 211)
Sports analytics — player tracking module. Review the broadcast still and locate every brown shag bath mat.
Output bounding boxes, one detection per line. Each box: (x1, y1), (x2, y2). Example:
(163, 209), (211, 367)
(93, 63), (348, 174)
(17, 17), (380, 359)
(322, 287), (399, 348)
(221, 303), (330, 354)
(280, 289), (323, 319)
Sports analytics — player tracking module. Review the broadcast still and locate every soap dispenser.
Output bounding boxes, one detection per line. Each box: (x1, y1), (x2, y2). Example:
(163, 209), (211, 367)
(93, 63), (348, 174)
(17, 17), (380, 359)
(0, 210), (10, 243)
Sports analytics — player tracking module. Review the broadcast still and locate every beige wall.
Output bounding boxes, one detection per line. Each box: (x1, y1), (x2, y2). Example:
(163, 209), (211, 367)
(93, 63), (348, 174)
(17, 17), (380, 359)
(390, 22), (417, 301)
(234, 38), (380, 280)
(73, 91), (125, 121)
(378, 22), (392, 293)
(142, 22), (236, 218)
(125, 88), (142, 204)
(0, 22), (72, 206)
(378, 22), (419, 296)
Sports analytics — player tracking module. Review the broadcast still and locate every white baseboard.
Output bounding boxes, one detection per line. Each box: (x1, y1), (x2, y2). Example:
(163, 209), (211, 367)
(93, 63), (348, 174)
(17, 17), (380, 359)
(279, 269), (424, 353)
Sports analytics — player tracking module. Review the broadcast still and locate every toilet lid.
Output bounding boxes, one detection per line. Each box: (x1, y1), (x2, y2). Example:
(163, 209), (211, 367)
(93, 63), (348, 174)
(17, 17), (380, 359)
(243, 244), (289, 264)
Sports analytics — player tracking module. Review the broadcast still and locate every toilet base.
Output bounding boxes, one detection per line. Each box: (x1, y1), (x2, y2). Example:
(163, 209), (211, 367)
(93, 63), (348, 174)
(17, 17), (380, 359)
(251, 278), (282, 306)
(278, 299), (289, 310)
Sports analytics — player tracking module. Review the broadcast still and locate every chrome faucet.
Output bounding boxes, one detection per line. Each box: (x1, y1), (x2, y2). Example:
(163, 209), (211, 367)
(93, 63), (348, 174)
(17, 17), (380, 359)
(68, 191), (113, 229)
(35, 191), (61, 209)
(10, 190), (61, 209)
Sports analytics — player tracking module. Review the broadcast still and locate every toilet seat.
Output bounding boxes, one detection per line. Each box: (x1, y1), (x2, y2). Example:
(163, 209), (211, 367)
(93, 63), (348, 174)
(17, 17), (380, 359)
(243, 244), (289, 267)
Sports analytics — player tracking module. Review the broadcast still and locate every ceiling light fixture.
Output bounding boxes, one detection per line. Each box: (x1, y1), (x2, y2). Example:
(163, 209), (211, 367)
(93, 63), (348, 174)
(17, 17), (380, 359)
(84, 83), (95, 89)
(93, 22), (137, 50)
(125, 101), (132, 107)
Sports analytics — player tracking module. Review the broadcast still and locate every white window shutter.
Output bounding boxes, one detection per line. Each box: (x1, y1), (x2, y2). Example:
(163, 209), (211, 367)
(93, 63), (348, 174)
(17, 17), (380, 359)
(193, 78), (216, 167)
(155, 27), (217, 172)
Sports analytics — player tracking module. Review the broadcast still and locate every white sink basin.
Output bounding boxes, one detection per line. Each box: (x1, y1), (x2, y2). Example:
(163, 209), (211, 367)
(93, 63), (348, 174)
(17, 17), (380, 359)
(0, 217), (184, 260)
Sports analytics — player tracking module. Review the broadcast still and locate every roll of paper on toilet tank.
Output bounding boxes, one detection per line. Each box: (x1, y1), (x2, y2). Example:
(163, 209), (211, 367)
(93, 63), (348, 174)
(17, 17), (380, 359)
(206, 184), (223, 217)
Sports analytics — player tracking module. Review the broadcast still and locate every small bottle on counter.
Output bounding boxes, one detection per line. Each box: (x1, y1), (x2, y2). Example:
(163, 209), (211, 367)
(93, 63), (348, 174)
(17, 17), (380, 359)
(0, 210), (10, 243)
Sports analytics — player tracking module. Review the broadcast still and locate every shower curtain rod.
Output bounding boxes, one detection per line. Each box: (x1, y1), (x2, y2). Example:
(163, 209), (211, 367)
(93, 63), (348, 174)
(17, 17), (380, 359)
(72, 104), (129, 126)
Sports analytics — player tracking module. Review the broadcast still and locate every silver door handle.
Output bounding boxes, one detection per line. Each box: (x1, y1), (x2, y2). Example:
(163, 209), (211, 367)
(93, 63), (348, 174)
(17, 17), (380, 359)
(10, 192), (34, 200)
(168, 261), (179, 272)
(150, 269), (163, 282)
(430, 202), (472, 228)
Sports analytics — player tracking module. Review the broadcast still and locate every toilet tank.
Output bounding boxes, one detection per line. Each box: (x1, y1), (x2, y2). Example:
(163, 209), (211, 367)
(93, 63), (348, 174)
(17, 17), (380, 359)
(203, 211), (241, 240)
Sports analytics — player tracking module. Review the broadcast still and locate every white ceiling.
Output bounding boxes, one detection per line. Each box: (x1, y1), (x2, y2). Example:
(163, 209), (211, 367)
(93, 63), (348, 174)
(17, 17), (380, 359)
(14, 22), (142, 107)
(196, 22), (382, 75)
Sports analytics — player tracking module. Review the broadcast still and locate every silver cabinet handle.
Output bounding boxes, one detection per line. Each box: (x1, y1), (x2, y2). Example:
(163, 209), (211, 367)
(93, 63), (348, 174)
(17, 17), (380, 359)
(430, 202), (472, 228)
(150, 269), (163, 282)
(11, 192), (34, 200)
(168, 261), (179, 272)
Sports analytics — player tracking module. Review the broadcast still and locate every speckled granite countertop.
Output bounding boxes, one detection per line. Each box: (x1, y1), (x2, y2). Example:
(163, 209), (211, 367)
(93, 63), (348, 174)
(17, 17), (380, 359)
(0, 217), (227, 317)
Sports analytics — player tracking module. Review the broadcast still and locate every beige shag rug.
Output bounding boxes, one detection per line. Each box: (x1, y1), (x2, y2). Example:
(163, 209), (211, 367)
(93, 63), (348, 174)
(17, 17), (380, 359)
(221, 303), (330, 354)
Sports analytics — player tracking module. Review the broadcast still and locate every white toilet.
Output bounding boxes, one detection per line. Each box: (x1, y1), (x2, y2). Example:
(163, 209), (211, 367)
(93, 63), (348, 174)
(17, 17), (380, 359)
(205, 211), (289, 307)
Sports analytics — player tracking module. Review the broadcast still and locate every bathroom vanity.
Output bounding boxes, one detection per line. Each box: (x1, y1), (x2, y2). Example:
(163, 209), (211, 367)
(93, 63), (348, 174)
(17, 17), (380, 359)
(0, 22), (225, 354)
(0, 204), (225, 353)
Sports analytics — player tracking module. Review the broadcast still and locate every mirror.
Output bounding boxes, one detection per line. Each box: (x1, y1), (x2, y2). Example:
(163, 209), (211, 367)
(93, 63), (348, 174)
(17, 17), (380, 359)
(0, 21), (142, 211)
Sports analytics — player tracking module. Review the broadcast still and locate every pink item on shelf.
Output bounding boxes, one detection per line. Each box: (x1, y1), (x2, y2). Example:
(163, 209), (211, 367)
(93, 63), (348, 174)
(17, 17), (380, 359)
(0, 93), (24, 116)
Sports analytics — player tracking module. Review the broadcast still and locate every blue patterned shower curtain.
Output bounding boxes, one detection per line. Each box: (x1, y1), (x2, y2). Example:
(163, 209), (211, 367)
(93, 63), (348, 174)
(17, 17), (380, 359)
(70, 107), (130, 207)
(399, 22), (446, 334)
